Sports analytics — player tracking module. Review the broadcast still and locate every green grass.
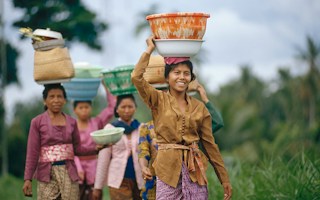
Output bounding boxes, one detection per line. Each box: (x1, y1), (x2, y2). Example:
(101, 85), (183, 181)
(0, 176), (111, 200)
(0, 175), (37, 200)
(1, 151), (319, 200)
(207, 151), (320, 200)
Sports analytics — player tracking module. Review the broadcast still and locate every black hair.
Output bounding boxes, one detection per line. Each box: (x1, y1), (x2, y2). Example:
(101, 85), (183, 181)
(73, 100), (92, 109)
(164, 60), (196, 81)
(42, 84), (67, 110)
(114, 94), (136, 118)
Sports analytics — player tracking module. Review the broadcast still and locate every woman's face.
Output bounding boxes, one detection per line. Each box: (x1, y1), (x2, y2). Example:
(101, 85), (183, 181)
(74, 102), (92, 121)
(116, 98), (136, 122)
(44, 89), (66, 113)
(167, 64), (192, 93)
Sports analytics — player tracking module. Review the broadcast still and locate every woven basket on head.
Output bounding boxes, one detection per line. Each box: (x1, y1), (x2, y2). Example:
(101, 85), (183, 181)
(143, 55), (166, 84)
(188, 79), (199, 92)
(34, 47), (74, 81)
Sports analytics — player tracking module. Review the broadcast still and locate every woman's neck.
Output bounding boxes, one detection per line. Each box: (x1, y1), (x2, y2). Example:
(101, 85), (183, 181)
(47, 110), (65, 125)
(119, 118), (132, 125)
(169, 89), (186, 101)
(77, 118), (89, 130)
(47, 110), (63, 117)
(169, 89), (188, 113)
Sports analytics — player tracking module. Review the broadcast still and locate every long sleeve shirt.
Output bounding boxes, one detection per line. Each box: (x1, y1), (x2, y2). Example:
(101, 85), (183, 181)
(74, 90), (116, 185)
(94, 123), (144, 190)
(24, 111), (97, 183)
(138, 102), (224, 175)
(132, 52), (230, 188)
(206, 101), (224, 133)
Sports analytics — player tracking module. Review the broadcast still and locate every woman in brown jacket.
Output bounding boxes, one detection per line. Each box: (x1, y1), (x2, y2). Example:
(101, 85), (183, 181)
(131, 36), (232, 200)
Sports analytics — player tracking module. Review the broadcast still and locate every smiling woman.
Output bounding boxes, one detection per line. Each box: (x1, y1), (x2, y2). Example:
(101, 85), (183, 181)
(22, 83), (100, 199)
(131, 36), (232, 200)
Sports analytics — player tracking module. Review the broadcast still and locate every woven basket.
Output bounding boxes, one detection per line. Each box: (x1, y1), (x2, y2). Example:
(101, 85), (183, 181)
(143, 55), (166, 84)
(101, 65), (136, 95)
(187, 80), (199, 96)
(34, 47), (74, 82)
(188, 80), (198, 92)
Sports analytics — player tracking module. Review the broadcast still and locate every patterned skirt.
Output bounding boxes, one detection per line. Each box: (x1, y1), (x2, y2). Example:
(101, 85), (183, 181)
(37, 165), (79, 200)
(156, 163), (208, 200)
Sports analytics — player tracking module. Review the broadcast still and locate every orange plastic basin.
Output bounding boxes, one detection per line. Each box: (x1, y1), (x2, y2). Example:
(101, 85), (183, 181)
(146, 12), (210, 39)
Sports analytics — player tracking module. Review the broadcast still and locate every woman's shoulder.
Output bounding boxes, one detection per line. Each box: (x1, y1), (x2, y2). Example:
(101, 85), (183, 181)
(63, 113), (76, 121)
(189, 96), (205, 107)
(31, 111), (47, 122)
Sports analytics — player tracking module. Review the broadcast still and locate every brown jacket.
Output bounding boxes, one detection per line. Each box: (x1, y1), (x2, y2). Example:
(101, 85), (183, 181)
(131, 52), (230, 188)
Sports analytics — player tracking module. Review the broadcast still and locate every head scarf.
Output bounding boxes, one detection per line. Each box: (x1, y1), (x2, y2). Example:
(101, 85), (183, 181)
(164, 57), (190, 65)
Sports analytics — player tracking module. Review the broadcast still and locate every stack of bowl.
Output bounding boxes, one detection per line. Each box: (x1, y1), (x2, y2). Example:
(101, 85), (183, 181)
(63, 62), (102, 101)
(101, 65), (137, 96)
(146, 12), (210, 57)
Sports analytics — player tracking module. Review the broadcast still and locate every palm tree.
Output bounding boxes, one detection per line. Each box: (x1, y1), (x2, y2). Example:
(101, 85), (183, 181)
(134, 4), (159, 37)
(296, 36), (320, 128)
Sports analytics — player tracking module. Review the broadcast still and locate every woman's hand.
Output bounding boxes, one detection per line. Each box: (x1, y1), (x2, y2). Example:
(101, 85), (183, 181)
(22, 180), (33, 197)
(78, 171), (85, 182)
(92, 189), (102, 200)
(146, 35), (155, 54)
(222, 182), (232, 200)
(141, 166), (153, 180)
(196, 82), (209, 104)
(96, 143), (113, 151)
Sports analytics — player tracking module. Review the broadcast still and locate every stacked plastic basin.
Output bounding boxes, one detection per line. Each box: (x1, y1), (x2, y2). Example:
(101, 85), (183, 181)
(101, 65), (137, 96)
(63, 62), (102, 101)
(146, 12), (210, 57)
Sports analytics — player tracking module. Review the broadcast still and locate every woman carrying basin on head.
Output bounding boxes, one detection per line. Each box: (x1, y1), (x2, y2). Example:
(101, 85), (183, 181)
(131, 36), (232, 200)
(138, 81), (225, 200)
(73, 81), (116, 200)
(22, 83), (102, 200)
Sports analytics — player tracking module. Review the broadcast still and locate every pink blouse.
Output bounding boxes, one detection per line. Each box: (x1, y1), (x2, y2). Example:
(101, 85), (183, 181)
(74, 91), (116, 185)
(94, 124), (144, 190)
(24, 111), (98, 182)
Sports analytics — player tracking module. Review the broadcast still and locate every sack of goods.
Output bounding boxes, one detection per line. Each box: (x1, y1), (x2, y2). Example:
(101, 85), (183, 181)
(146, 12), (210, 58)
(101, 65), (137, 96)
(20, 28), (75, 84)
(63, 62), (102, 101)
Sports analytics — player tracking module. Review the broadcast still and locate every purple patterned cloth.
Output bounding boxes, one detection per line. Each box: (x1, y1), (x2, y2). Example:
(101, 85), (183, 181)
(156, 163), (208, 200)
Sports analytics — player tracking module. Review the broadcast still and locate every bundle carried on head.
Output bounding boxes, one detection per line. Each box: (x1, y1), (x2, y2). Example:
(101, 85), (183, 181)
(20, 27), (75, 84)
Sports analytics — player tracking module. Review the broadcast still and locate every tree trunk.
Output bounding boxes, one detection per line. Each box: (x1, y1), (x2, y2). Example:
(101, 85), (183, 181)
(0, 0), (8, 176)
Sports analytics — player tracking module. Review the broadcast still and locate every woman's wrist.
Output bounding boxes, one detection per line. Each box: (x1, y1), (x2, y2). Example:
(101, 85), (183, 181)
(145, 47), (154, 55)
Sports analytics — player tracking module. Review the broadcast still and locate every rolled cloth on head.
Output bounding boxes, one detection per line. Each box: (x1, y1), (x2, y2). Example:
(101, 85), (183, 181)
(164, 57), (190, 65)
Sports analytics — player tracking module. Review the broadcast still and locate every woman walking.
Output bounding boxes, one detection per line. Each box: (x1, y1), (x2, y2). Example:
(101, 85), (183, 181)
(132, 36), (232, 200)
(138, 82), (225, 200)
(93, 94), (144, 200)
(23, 84), (101, 199)
(73, 83), (116, 200)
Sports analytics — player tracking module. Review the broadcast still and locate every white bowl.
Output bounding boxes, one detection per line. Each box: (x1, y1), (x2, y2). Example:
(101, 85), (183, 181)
(74, 62), (103, 78)
(151, 83), (168, 90)
(154, 39), (204, 57)
(33, 28), (63, 39)
(90, 127), (125, 145)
